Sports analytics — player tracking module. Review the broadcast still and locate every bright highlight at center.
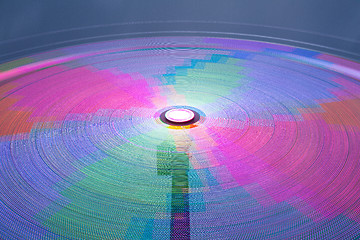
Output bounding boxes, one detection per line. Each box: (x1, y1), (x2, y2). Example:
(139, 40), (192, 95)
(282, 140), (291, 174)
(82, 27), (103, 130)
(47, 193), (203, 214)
(165, 108), (195, 123)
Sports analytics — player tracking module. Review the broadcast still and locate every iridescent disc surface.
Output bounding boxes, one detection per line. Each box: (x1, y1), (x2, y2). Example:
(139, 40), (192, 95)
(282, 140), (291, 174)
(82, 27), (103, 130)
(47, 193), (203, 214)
(0, 37), (360, 239)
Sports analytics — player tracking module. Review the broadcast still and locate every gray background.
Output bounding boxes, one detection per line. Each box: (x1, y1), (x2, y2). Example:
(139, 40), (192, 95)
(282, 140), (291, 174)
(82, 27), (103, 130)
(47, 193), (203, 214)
(1, 0), (360, 61)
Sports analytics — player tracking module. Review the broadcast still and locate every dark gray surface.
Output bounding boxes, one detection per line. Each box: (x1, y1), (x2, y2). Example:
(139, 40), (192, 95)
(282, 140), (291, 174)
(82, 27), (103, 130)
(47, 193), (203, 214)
(1, 0), (359, 61)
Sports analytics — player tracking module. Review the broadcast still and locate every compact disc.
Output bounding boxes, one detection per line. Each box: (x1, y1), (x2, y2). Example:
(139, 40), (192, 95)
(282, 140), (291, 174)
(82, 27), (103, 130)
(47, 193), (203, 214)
(0, 36), (359, 239)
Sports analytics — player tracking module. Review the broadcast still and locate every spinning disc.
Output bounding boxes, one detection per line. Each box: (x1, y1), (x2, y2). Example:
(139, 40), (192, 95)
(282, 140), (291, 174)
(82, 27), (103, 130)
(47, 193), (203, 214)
(0, 36), (360, 239)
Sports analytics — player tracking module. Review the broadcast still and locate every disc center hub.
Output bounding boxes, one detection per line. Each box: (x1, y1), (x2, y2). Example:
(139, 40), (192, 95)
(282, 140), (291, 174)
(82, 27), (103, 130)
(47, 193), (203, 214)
(165, 108), (195, 123)
(160, 107), (200, 126)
